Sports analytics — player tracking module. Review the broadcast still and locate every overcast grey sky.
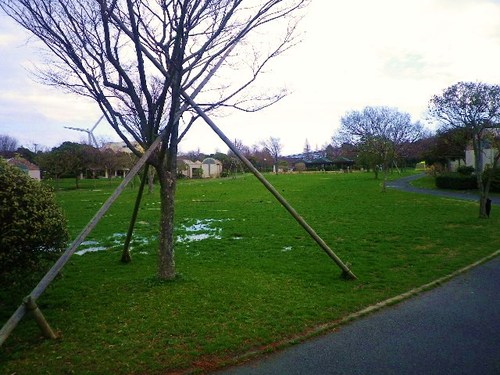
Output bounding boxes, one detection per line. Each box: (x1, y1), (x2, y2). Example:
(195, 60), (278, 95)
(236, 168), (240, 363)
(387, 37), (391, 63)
(1, 0), (500, 155)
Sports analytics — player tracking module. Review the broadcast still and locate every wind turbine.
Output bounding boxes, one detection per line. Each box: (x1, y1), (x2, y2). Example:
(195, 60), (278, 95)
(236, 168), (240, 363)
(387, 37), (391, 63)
(65, 115), (104, 148)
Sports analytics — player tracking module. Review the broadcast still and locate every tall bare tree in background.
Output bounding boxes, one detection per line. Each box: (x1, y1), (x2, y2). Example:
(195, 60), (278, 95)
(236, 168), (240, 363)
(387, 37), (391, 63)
(429, 81), (500, 218)
(1, 0), (308, 279)
(262, 136), (282, 174)
(0, 135), (18, 153)
(336, 106), (423, 191)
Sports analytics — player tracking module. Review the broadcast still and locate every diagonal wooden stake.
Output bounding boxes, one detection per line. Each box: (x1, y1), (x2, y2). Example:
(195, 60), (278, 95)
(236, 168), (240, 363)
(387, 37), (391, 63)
(121, 164), (150, 263)
(185, 95), (357, 280)
(23, 296), (57, 340)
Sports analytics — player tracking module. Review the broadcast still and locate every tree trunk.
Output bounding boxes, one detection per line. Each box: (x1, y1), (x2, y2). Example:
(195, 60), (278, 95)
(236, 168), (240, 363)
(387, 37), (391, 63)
(473, 135), (488, 218)
(381, 164), (388, 192)
(381, 151), (389, 192)
(148, 168), (155, 193)
(154, 1), (184, 280)
(479, 187), (488, 218)
(156, 161), (177, 280)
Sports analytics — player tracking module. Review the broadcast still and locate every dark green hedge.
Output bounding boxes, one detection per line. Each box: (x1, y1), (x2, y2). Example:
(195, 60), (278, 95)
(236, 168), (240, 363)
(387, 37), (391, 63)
(435, 173), (477, 190)
(483, 168), (500, 193)
(435, 168), (500, 191)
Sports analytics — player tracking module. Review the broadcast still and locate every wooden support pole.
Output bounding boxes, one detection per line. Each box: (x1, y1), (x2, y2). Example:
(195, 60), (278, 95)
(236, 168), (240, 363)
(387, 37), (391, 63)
(183, 95), (357, 280)
(121, 164), (150, 263)
(23, 296), (57, 340)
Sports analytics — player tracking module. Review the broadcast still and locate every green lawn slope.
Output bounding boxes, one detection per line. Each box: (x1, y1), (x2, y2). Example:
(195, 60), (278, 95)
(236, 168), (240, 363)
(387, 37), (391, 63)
(1, 171), (499, 374)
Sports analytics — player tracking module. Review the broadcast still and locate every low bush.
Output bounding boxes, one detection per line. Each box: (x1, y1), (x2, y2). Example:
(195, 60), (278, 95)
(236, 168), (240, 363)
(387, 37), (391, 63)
(0, 159), (69, 287)
(426, 163), (445, 177)
(435, 173), (477, 190)
(483, 167), (500, 192)
(457, 165), (475, 176)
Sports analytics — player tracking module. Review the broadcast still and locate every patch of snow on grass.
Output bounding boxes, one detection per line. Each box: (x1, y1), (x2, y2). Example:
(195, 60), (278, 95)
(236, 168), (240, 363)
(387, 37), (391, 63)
(177, 219), (228, 243)
(75, 246), (107, 255)
(81, 240), (100, 246)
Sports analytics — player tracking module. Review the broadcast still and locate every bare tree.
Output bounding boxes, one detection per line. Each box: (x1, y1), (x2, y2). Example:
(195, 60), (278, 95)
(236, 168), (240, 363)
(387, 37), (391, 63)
(228, 138), (251, 174)
(0, 135), (18, 153)
(262, 136), (282, 174)
(1, 0), (308, 279)
(303, 138), (311, 158)
(337, 106), (423, 191)
(429, 81), (500, 218)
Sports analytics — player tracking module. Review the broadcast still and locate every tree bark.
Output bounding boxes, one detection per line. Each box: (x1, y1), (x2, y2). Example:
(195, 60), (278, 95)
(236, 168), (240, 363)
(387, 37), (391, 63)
(148, 168), (155, 194)
(156, 164), (176, 280)
(382, 166), (388, 192)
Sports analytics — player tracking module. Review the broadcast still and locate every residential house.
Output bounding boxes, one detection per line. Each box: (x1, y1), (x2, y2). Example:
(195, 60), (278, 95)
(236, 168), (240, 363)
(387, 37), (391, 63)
(178, 159), (203, 178)
(201, 158), (222, 178)
(7, 157), (41, 180)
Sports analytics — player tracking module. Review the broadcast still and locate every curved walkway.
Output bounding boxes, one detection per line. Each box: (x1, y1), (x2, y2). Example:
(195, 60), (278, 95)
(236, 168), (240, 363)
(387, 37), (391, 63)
(387, 173), (500, 205)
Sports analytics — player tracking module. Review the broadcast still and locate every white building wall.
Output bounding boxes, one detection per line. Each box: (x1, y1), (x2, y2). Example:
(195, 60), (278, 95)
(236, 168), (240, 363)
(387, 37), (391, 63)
(466, 148), (497, 171)
(29, 170), (41, 180)
(201, 158), (222, 178)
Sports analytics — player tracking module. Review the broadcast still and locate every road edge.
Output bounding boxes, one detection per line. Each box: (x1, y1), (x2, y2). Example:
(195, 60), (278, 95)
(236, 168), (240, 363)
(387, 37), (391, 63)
(207, 249), (500, 374)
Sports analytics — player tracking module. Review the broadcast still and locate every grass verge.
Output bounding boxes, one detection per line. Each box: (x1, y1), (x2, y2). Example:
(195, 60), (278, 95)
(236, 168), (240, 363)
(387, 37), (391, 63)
(1, 171), (499, 374)
(410, 174), (436, 189)
(410, 173), (500, 197)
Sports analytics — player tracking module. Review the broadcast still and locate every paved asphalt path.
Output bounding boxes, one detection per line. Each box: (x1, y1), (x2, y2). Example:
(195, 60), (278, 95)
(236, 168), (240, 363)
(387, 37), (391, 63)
(386, 174), (500, 205)
(216, 257), (500, 375)
(215, 176), (500, 375)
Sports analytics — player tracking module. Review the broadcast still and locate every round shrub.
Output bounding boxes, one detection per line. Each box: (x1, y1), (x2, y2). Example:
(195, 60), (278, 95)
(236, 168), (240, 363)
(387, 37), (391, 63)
(0, 159), (69, 285)
(294, 162), (306, 172)
(435, 173), (477, 190)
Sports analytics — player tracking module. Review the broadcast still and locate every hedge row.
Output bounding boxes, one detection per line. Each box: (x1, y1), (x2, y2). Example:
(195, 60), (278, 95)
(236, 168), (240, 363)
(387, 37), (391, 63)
(435, 173), (477, 190)
(435, 168), (500, 192)
(484, 168), (500, 192)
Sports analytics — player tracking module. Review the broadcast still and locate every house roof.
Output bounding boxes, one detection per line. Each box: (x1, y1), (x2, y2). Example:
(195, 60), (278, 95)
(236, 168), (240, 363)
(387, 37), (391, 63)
(331, 156), (354, 163)
(303, 156), (332, 164)
(181, 159), (202, 166)
(202, 157), (221, 165)
(7, 157), (40, 171)
(299, 156), (354, 164)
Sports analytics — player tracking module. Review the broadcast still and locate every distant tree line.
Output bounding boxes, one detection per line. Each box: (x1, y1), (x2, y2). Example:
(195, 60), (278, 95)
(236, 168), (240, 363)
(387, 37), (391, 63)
(0, 128), (472, 185)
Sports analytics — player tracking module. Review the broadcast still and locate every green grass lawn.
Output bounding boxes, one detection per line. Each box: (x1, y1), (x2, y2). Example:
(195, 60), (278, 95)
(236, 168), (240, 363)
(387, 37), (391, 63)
(1, 171), (499, 374)
(410, 174), (436, 189)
